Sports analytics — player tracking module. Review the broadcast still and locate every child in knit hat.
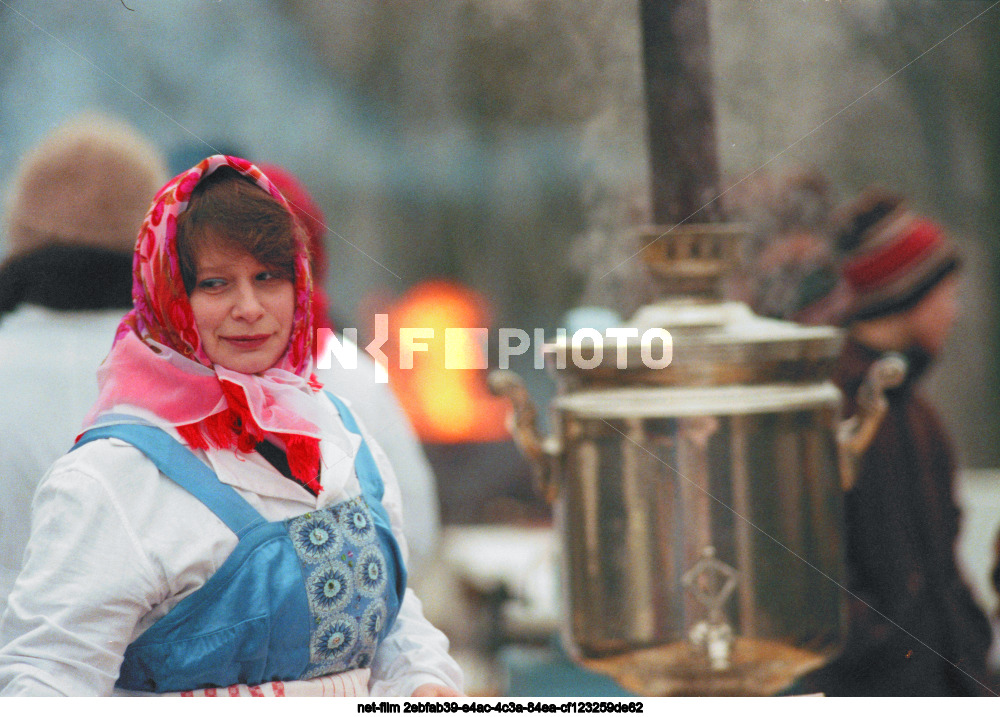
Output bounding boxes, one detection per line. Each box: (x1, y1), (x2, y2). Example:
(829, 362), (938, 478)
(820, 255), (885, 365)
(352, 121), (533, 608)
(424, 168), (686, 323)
(796, 187), (992, 696)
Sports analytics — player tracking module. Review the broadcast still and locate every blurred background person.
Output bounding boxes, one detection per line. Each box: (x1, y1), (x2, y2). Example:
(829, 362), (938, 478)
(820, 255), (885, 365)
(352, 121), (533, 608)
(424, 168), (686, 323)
(797, 188), (992, 696)
(257, 161), (442, 580)
(992, 532), (1000, 673)
(0, 113), (168, 612)
(724, 166), (852, 326)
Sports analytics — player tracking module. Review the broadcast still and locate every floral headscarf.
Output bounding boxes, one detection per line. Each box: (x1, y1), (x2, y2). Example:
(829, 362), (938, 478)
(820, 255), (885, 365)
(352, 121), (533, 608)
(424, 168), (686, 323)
(84, 155), (327, 491)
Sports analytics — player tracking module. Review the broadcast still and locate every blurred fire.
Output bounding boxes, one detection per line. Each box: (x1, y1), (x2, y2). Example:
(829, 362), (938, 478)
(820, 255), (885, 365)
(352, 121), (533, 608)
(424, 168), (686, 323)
(383, 280), (510, 444)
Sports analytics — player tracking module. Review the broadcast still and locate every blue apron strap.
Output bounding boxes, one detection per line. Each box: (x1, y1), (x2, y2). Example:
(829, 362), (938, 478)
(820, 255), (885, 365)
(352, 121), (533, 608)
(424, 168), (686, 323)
(323, 392), (386, 503)
(73, 424), (266, 539)
(323, 391), (408, 592)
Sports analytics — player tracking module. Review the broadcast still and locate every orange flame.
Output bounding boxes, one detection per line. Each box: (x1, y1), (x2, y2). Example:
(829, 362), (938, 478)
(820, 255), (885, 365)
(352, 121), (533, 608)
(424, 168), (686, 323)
(383, 280), (509, 444)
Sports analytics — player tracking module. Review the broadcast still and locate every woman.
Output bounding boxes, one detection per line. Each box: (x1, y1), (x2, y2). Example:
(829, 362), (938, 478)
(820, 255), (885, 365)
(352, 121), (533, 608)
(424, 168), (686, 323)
(0, 155), (463, 697)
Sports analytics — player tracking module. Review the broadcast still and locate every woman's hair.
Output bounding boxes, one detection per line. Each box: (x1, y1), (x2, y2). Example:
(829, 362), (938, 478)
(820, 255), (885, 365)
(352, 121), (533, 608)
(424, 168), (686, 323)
(176, 166), (303, 293)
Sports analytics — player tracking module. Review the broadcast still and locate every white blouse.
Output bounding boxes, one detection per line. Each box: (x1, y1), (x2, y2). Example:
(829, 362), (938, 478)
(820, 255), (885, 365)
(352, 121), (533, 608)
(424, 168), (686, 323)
(0, 394), (463, 697)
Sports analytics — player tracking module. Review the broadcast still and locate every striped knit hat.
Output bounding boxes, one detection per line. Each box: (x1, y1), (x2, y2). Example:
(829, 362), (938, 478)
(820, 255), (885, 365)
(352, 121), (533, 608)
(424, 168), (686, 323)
(834, 188), (960, 323)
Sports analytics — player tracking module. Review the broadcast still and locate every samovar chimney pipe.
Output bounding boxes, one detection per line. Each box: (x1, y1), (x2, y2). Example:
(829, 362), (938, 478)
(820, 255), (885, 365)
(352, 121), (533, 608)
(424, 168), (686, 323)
(639, 0), (720, 226)
(637, 1), (739, 300)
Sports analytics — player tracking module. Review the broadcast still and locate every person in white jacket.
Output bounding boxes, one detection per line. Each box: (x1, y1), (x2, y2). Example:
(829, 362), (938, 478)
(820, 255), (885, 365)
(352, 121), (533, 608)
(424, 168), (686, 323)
(0, 114), (168, 614)
(0, 155), (463, 696)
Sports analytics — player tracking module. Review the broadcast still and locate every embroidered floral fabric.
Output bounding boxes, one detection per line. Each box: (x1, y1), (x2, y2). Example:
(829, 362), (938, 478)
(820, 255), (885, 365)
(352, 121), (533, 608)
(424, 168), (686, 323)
(286, 496), (391, 679)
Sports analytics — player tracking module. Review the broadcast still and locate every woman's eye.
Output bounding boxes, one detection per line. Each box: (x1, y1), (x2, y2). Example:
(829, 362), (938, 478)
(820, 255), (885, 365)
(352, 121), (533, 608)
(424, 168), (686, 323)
(197, 278), (226, 290)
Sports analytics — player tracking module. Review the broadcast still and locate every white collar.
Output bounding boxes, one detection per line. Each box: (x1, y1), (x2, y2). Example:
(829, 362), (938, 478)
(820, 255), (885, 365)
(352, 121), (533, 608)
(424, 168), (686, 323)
(200, 427), (362, 509)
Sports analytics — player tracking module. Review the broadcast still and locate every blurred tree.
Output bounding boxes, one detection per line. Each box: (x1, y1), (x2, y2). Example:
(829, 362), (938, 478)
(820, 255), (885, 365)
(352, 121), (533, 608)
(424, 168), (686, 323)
(835, 1), (984, 225)
(975, 4), (1000, 467)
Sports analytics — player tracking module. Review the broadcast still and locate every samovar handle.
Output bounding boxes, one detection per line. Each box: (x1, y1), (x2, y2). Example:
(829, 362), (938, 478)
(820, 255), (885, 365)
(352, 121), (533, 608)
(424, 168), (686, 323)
(837, 352), (908, 491)
(487, 369), (561, 504)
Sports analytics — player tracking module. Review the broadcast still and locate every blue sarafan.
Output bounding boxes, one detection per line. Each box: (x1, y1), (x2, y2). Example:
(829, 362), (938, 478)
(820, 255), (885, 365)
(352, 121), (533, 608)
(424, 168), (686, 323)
(74, 393), (405, 694)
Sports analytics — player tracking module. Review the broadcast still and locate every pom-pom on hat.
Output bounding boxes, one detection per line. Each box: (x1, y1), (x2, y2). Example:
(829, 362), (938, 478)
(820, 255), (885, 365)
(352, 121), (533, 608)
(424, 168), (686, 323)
(4, 112), (168, 258)
(834, 188), (960, 323)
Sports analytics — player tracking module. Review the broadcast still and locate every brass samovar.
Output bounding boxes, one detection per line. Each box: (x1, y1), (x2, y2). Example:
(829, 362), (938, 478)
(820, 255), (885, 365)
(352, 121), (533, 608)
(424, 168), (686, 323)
(488, 0), (904, 695)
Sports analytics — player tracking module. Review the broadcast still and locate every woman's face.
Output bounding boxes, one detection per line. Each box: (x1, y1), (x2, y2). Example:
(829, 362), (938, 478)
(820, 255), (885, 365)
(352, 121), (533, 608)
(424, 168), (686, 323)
(189, 242), (295, 374)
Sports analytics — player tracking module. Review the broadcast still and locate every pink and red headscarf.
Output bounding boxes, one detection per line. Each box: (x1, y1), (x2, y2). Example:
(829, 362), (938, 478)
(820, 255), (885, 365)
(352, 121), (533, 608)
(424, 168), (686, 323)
(84, 155), (326, 491)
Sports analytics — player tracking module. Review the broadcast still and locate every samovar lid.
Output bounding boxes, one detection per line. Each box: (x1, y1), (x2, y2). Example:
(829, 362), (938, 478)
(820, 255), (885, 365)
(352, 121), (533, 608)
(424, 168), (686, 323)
(551, 382), (842, 418)
(545, 222), (844, 389)
(545, 297), (843, 389)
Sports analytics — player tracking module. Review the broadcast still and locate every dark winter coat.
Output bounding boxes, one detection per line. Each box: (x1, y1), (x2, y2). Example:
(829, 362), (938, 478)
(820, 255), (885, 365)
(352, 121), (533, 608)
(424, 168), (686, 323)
(800, 338), (993, 696)
(0, 244), (133, 318)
